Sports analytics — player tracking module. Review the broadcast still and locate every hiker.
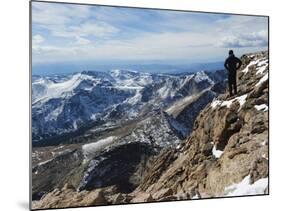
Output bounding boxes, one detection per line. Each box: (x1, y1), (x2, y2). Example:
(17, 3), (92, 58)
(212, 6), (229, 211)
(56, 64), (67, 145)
(224, 50), (242, 97)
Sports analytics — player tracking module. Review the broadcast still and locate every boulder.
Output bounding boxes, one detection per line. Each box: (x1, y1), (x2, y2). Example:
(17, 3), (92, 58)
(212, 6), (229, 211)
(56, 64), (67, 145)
(131, 192), (154, 203)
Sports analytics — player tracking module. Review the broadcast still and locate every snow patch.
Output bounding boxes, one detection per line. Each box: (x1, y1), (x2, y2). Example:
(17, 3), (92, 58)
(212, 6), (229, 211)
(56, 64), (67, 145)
(254, 104), (268, 112)
(256, 73), (268, 87)
(180, 75), (193, 89)
(211, 94), (247, 111)
(73, 120), (78, 130)
(110, 69), (122, 77)
(212, 145), (223, 158)
(33, 73), (93, 104)
(194, 71), (213, 84)
(236, 94), (248, 109)
(211, 100), (223, 108)
(224, 175), (268, 196)
(242, 60), (259, 74)
(256, 65), (268, 75)
(192, 194), (199, 199)
(176, 144), (181, 150)
(157, 83), (175, 98)
(261, 140), (267, 146)
(37, 158), (53, 166)
(45, 104), (64, 121)
(257, 59), (268, 67)
(166, 95), (194, 114)
(262, 153), (268, 160)
(82, 136), (117, 160)
(127, 89), (142, 105)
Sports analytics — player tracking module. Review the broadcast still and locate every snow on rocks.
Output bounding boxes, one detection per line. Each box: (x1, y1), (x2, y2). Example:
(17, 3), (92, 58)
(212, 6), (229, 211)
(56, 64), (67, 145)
(256, 58), (268, 75)
(191, 194), (199, 199)
(165, 95), (194, 114)
(257, 59), (268, 68)
(212, 145), (223, 158)
(33, 73), (84, 104)
(37, 158), (54, 167)
(193, 71), (213, 84)
(254, 104), (268, 112)
(211, 100), (223, 108)
(157, 84), (172, 99)
(242, 60), (259, 74)
(224, 175), (268, 196)
(211, 94), (248, 111)
(127, 89), (142, 105)
(260, 140), (267, 146)
(236, 94), (248, 109)
(256, 65), (268, 75)
(262, 153), (268, 160)
(82, 136), (117, 160)
(256, 73), (268, 87)
(242, 58), (268, 75)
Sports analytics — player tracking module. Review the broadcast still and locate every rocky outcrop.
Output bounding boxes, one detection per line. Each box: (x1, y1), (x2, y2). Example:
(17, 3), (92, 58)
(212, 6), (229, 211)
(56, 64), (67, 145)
(32, 149), (84, 200)
(77, 142), (157, 192)
(32, 184), (108, 209)
(135, 51), (268, 199)
(166, 89), (218, 137)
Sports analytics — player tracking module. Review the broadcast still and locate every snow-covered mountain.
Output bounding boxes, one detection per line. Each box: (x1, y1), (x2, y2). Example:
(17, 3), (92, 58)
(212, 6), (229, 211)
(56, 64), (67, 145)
(32, 69), (226, 145)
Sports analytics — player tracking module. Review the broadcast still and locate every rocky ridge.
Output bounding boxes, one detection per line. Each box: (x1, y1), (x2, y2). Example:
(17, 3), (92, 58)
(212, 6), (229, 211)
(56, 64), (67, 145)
(135, 51), (269, 199)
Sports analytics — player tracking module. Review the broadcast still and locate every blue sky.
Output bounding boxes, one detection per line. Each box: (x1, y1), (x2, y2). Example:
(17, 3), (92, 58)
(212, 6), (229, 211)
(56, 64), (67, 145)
(32, 1), (268, 73)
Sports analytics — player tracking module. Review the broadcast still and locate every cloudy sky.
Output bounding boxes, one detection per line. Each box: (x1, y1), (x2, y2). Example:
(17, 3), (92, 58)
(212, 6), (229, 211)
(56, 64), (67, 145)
(32, 1), (268, 68)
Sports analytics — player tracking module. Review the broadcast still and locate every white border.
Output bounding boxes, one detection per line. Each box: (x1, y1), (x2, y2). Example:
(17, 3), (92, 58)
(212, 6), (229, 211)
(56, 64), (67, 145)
(0, 0), (279, 211)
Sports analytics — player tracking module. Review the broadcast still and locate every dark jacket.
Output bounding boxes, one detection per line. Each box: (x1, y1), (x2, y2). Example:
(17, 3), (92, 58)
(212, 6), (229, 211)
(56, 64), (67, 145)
(224, 55), (242, 73)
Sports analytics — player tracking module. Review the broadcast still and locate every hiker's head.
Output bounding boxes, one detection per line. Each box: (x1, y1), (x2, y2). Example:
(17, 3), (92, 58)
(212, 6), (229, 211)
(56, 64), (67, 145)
(229, 50), (234, 56)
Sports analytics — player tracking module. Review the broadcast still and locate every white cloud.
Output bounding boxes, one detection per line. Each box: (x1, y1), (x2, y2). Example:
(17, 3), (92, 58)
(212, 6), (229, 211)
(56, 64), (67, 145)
(32, 31), (219, 63)
(32, 2), (119, 47)
(218, 30), (268, 48)
(214, 16), (268, 48)
(54, 21), (119, 38)
(75, 37), (91, 45)
(32, 2), (92, 26)
(73, 21), (119, 38)
(32, 2), (268, 64)
(32, 34), (44, 44)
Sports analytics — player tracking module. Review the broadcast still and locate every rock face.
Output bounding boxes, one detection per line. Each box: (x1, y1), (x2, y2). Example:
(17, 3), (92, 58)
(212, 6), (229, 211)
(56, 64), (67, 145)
(136, 51), (269, 198)
(32, 51), (268, 209)
(32, 185), (108, 209)
(32, 149), (84, 200)
(165, 88), (220, 137)
(77, 142), (157, 192)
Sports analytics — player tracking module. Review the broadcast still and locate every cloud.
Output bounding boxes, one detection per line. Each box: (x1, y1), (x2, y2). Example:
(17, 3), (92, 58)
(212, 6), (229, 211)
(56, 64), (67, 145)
(32, 31), (218, 63)
(32, 34), (44, 44)
(32, 2), (268, 64)
(75, 37), (91, 45)
(32, 2), (119, 49)
(62, 21), (119, 38)
(218, 30), (268, 48)
(32, 45), (82, 59)
(32, 2), (92, 26)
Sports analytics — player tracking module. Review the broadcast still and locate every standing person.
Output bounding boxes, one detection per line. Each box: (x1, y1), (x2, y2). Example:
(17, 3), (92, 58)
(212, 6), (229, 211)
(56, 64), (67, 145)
(224, 50), (242, 97)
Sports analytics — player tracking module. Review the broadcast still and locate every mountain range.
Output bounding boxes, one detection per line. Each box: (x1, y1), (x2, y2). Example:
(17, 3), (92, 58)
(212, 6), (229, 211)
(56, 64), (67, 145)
(32, 51), (268, 209)
(32, 69), (226, 146)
